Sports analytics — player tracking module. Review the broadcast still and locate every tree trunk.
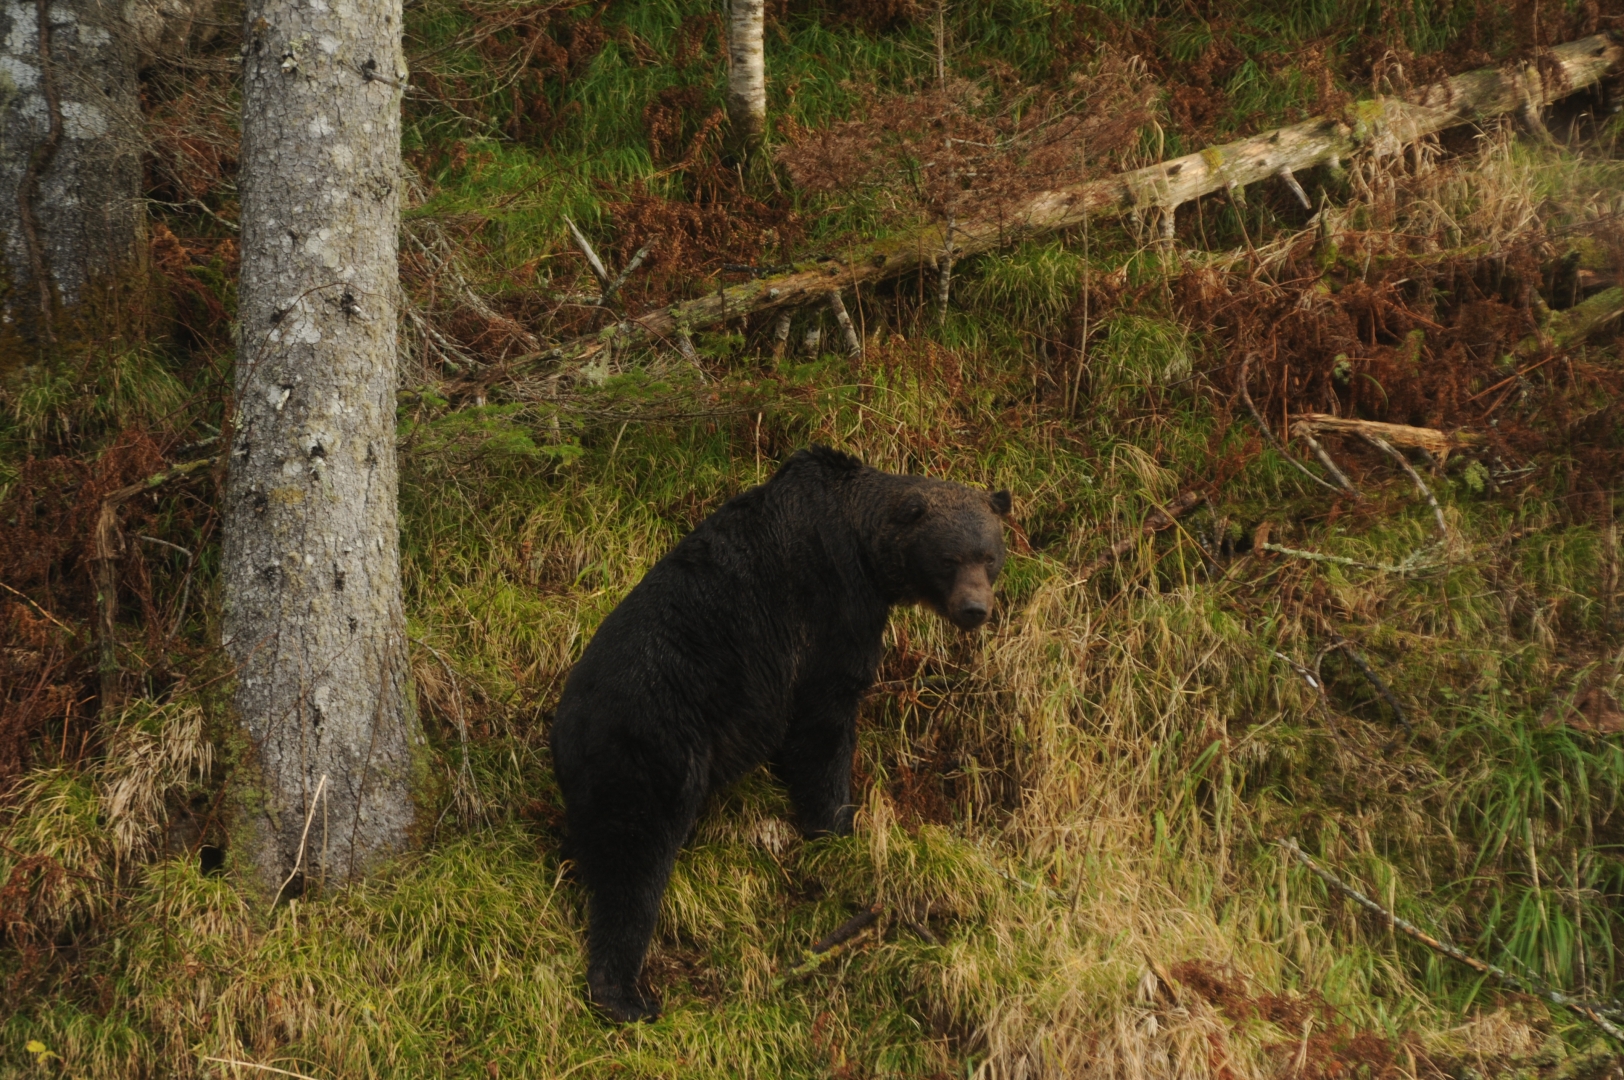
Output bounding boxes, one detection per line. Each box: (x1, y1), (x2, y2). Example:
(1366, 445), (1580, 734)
(725, 0), (764, 158)
(224, 0), (415, 896)
(0, 0), (143, 346)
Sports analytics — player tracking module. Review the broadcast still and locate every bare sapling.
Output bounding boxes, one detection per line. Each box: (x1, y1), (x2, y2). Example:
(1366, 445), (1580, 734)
(725, 0), (766, 158)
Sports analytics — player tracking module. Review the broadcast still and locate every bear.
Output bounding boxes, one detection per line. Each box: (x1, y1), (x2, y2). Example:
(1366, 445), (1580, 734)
(549, 446), (1010, 1022)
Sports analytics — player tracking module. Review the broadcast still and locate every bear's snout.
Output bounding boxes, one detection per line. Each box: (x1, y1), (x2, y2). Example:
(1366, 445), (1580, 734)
(946, 565), (995, 630)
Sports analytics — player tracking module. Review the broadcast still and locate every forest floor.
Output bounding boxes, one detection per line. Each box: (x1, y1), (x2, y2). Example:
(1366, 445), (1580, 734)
(5, 1), (1624, 1077)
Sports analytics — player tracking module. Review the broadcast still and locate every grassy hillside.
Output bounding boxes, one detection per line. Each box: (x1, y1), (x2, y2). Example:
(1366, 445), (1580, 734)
(4, 1), (1624, 1076)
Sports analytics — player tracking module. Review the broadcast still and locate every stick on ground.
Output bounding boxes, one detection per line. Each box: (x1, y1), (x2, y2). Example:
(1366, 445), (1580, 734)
(1281, 839), (1624, 1043)
(774, 902), (885, 986)
(1079, 490), (1207, 581)
(1237, 353), (1347, 494)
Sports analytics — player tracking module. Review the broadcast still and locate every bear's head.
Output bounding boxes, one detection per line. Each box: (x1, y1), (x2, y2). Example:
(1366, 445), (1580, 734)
(894, 482), (1011, 630)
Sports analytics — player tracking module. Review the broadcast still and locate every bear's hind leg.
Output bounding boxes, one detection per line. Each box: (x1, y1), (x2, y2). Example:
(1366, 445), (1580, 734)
(573, 783), (701, 1023)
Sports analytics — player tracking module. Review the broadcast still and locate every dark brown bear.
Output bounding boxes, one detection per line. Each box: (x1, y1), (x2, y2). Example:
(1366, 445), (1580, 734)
(550, 447), (1009, 1022)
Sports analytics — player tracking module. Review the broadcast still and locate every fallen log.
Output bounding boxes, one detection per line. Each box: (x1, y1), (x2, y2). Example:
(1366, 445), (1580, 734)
(517, 34), (1622, 368)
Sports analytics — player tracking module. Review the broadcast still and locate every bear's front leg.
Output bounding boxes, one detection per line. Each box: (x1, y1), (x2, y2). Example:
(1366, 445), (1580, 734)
(775, 691), (861, 837)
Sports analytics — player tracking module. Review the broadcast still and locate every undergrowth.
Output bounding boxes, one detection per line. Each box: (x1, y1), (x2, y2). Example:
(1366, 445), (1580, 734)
(4, 0), (1624, 1077)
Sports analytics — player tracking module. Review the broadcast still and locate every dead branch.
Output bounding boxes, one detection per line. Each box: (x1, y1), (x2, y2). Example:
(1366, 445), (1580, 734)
(600, 241), (653, 307)
(1514, 284), (1624, 358)
(1238, 352), (1347, 493)
(1281, 839), (1624, 1043)
(1294, 428), (1359, 495)
(516, 35), (1621, 367)
(1079, 490), (1206, 581)
(1360, 434), (1448, 540)
(1330, 637), (1412, 736)
(94, 455), (218, 705)
(774, 902), (885, 985)
(564, 216), (612, 291)
(1290, 415), (1479, 460)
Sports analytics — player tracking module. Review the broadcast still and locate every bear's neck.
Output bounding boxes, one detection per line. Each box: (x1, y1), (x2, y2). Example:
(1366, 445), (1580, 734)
(833, 471), (919, 607)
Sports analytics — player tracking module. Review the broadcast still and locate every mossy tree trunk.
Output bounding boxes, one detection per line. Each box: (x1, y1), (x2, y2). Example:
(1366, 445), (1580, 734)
(725, 0), (764, 158)
(0, 0), (143, 346)
(223, 0), (415, 897)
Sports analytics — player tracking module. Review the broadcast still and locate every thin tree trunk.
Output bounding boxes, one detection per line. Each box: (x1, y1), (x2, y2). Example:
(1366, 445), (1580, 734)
(725, 0), (765, 158)
(523, 33), (1622, 369)
(0, 0), (143, 346)
(224, 0), (415, 895)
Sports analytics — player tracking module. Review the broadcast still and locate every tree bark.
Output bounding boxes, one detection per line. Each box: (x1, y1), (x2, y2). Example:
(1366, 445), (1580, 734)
(524, 33), (1622, 369)
(725, 0), (764, 158)
(224, 0), (415, 895)
(0, 0), (143, 346)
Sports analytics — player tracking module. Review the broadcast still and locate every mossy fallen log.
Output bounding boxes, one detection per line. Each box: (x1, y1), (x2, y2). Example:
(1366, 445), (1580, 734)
(520, 34), (1623, 368)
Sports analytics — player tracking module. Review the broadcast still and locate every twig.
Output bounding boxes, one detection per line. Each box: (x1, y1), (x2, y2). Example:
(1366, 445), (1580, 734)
(1360, 434), (1448, 540)
(1260, 542), (1442, 574)
(1331, 637), (1412, 736)
(1078, 490), (1207, 581)
(1294, 429), (1359, 495)
(826, 291), (862, 358)
(199, 1057), (323, 1080)
(271, 774), (328, 910)
(1280, 839), (1624, 1043)
(564, 216), (612, 291)
(0, 580), (74, 634)
(1276, 165), (1312, 210)
(138, 535), (196, 641)
(774, 902), (884, 985)
(937, 212), (954, 326)
(599, 242), (652, 307)
(1237, 353), (1344, 493)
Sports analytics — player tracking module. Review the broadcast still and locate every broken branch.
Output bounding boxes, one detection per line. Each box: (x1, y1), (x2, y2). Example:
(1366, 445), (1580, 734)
(774, 902), (885, 985)
(1290, 415), (1479, 459)
(564, 216), (612, 291)
(1239, 353), (1347, 493)
(1281, 839), (1624, 1043)
(1361, 434), (1449, 540)
(1079, 490), (1206, 581)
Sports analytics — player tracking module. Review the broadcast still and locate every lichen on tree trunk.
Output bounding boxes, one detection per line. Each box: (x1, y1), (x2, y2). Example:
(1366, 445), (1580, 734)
(0, 0), (143, 344)
(224, 0), (415, 895)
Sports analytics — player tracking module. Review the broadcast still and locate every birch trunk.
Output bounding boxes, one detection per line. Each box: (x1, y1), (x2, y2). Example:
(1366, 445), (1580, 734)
(223, 0), (414, 895)
(725, 0), (764, 157)
(0, 0), (143, 345)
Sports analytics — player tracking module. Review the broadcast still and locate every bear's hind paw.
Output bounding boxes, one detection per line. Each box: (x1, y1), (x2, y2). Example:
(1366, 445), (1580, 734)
(589, 984), (662, 1024)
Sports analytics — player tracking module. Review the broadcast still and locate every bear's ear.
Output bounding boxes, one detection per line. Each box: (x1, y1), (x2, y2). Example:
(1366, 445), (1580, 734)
(989, 489), (1012, 516)
(897, 492), (929, 526)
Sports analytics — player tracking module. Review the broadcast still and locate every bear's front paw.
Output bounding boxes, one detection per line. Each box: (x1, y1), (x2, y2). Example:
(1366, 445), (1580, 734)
(589, 980), (662, 1024)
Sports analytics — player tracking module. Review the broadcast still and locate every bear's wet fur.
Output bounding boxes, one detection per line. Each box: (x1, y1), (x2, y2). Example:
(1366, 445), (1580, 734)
(550, 446), (1010, 1022)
